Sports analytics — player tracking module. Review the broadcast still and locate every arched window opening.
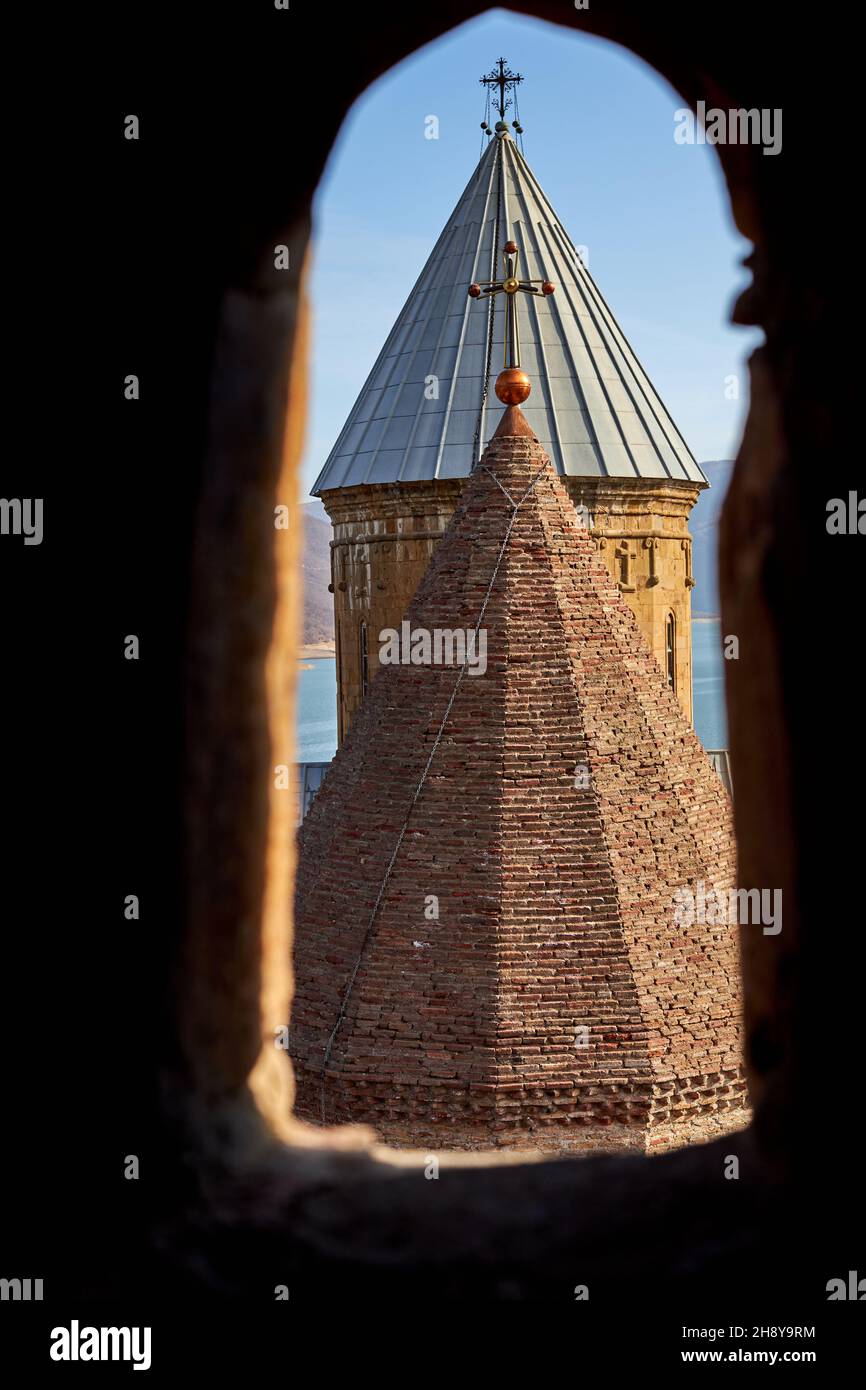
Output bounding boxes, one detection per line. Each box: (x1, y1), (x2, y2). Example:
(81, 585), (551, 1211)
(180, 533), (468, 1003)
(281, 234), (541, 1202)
(666, 612), (676, 693)
(359, 621), (369, 698)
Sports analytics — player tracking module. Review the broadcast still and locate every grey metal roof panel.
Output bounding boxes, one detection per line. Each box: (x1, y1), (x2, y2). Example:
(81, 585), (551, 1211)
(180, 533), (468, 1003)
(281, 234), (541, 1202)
(313, 133), (707, 493)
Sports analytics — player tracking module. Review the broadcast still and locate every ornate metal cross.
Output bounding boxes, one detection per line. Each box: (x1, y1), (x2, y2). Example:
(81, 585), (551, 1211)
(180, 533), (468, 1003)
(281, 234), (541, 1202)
(468, 240), (555, 372)
(479, 57), (524, 121)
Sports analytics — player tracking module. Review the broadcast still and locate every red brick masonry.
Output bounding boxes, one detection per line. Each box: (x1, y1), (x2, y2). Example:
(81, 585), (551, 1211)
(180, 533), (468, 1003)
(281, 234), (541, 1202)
(292, 411), (746, 1152)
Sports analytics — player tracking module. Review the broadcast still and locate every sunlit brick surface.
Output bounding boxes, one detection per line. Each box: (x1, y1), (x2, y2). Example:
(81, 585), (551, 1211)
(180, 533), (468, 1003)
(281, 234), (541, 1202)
(292, 415), (745, 1152)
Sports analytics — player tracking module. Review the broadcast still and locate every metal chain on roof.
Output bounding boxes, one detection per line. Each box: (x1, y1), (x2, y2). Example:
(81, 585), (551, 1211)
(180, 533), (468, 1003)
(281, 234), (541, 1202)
(319, 458), (550, 1126)
(479, 87), (491, 160)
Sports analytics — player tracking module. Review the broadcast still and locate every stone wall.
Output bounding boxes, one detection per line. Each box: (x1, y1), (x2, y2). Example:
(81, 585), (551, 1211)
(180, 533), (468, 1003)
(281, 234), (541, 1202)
(322, 475), (700, 739)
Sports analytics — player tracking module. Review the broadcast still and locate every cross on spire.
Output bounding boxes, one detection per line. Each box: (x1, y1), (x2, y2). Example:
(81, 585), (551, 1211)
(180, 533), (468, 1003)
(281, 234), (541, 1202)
(480, 57), (523, 121)
(468, 241), (555, 402)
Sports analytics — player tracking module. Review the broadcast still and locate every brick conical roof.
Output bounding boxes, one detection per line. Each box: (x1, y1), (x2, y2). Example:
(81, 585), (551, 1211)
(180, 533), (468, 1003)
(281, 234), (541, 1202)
(292, 413), (744, 1153)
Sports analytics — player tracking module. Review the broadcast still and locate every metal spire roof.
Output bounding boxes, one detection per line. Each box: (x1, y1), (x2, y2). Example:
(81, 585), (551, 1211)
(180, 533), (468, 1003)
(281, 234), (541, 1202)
(313, 127), (707, 494)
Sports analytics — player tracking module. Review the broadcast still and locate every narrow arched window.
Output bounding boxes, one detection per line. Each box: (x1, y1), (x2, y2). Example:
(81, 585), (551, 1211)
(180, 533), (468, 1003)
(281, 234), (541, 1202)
(360, 621), (369, 698)
(665, 612), (676, 693)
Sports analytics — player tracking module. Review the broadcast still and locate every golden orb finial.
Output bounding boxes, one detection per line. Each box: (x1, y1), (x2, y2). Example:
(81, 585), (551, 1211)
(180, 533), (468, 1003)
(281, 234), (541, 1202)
(495, 367), (531, 405)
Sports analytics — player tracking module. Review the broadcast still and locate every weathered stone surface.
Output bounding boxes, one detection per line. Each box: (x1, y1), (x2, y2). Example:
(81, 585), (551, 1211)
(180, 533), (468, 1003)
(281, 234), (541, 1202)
(324, 474), (701, 739)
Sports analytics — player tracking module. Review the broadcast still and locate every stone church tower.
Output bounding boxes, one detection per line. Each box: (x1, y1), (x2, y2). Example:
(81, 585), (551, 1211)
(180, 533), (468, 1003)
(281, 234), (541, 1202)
(293, 397), (745, 1154)
(313, 71), (706, 740)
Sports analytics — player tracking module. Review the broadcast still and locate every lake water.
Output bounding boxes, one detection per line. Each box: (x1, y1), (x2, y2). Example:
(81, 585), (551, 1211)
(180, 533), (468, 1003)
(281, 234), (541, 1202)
(296, 620), (727, 763)
(691, 620), (728, 750)
(296, 659), (341, 762)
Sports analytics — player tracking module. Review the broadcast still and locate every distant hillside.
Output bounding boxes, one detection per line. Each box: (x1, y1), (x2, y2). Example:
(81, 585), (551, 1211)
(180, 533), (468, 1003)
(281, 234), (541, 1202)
(301, 501), (334, 644)
(300, 466), (734, 638)
(302, 496), (328, 522)
(690, 460), (734, 617)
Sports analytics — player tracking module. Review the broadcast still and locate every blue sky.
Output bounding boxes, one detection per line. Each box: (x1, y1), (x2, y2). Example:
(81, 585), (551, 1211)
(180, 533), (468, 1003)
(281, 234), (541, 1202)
(300, 8), (761, 499)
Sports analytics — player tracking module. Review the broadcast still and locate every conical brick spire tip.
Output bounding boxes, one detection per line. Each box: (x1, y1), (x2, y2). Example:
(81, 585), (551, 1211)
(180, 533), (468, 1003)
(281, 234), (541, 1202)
(493, 401), (537, 440)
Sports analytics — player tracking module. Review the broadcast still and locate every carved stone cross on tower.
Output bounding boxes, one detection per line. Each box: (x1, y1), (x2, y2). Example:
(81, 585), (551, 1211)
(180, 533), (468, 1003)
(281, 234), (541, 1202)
(468, 241), (555, 404)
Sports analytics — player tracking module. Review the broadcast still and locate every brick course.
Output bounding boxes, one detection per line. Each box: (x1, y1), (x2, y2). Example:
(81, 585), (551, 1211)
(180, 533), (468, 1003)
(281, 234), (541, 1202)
(324, 473), (701, 738)
(292, 409), (746, 1152)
